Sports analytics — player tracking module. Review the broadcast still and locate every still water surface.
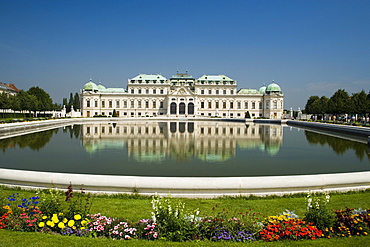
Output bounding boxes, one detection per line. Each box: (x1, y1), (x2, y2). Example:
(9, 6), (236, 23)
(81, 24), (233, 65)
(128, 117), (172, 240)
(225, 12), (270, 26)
(0, 121), (369, 177)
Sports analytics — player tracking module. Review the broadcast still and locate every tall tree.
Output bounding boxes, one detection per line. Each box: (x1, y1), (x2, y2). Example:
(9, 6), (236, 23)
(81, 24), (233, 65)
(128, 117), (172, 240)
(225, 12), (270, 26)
(73, 92), (80, 110)
(27, 86), (53, 112)
(328, 89), (350, 117)
(305, 96), (320, 114)
(68, 92), (73, 112)
(351, 90), (367, 116)
(0, 92), (11, 118)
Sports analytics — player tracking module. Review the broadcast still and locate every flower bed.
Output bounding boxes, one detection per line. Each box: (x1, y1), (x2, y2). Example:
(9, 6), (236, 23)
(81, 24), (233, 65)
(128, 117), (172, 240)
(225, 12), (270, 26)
(0, 186), (369, 242)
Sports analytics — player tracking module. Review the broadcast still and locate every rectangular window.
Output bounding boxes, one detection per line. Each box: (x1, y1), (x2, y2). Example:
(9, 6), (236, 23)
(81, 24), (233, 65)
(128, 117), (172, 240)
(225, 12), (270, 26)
(237, 102), (241, 109)
(145, 101), (149, 108)
(153, 89), (156, 94)
(230, 102), (234, 109)
(208, 102), (212, 108)
(201, 90), (204, 94)
(131, 89), (134, 94)
(109, 127), (112, 134)
(86, 127), (90, 134)
(138, 89), (142, 94)
(216, 90), (219, 95)
(266, 102), (270, 109)
(138, 101), (142, 108)
(223, 90), (226, 95)
(208, 90), (212, 94)
(274, 101), (277, 109)
(201, 102), (205, 108)
(94, 101), (98, 107)
(109, 101), (112, 108)
(102, 101), (105, 108)
(146, 89), (149, 94)
(102, 126), (105, 134)
(216, 102), (219, 108)
(223, 102), (226, 109)
(252, 102), (255, 109)
(130, 101), (134, 108)
(245, 102), (248, 109)
(230, 90), (234, 95)
(160, 101), (164, 108)
(153, 101), (156, 108)
(116, 127), (120, 134)
(160, 89), (164, 94)
(123, 101), (127, 108)
(86, 100), (90, 107)
(259, 102), (262, 109)
(116, 101), (119, 108)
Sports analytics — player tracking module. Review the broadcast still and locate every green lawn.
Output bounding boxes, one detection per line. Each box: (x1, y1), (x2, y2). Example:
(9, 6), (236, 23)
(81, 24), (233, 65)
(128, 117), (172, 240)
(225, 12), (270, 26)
(1, 186), (370, 246)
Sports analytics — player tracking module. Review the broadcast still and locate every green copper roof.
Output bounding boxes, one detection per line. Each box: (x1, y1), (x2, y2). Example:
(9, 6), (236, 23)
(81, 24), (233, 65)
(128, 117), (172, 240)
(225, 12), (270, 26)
(171, 72), (194, 80)
(132, 74), (167, 81)
(266, 81), (282, 92)
(97, 84), (106, 90)
(259, 86), (267, 94)
(197, 75), (234, 81)
(237, 88), (260, 94)
(83, 80), (98, 91)
(101, 88), (126, 93)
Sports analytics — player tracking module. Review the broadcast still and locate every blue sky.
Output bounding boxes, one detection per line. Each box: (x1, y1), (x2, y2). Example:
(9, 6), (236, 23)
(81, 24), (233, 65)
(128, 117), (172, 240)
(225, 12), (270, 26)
(1, 0), (369, 109)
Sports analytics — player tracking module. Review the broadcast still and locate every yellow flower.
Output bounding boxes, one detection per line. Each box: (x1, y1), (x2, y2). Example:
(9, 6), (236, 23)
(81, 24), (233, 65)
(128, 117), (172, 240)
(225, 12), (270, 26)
(364, 232), (368, 236)
(46, 221), (55, 227)
(81, 220), (88, 226)
(52, 214), (59, 223)
(38, 222), (45, 227)
(42, 216), (47, 219)
(58, 222), (65, 229)
(63, 218), (68, 223)
(72, 226), (76, 230)
(68, 220), (75, 227)
(74, 214), (82, 220)
(80, 227), (85, 230)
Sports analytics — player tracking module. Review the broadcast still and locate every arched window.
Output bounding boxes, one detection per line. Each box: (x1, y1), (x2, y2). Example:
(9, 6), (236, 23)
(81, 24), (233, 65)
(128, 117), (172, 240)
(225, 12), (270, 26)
(170, 102), (177, 114)
(188, 103), (194, 115)
(179, 103), (186, 114)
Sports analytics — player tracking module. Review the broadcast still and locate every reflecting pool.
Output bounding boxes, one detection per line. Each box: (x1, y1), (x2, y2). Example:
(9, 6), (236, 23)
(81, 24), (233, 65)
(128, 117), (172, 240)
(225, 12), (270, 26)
(0, 121), (369, 177)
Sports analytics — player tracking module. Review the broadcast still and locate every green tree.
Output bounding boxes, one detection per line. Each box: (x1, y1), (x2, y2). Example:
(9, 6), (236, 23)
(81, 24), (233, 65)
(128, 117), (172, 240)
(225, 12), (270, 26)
(305, 96), (320, 115)
(0, 92), (11, 118)
(318, 96), (329, 117)
(67, 93), (73, 112)
(351, 90), (368, 118)
(328, 89), (350, 117)
(73, 93), (80, 110)
(27, 86), (53, 113)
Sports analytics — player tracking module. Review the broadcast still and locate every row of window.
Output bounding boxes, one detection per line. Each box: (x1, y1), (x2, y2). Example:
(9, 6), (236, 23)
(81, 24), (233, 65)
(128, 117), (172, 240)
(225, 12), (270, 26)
(86, 99), (282, 110)
(86, 100), (165, 109)
(130, 80), (166, 84)
(200, 101), (262, 110)
(200, 89), (234, 95)
(129, 88), (166, 94)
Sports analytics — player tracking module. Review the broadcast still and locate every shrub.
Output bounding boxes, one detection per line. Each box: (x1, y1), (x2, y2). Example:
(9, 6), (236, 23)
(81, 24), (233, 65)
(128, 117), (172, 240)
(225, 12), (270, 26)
(304, 191), (335, 230)
(151, 194), (199, 241)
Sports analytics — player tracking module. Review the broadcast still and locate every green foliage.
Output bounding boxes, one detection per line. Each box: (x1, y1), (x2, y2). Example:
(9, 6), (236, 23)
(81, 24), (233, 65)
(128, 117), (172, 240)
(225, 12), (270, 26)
(304, 191), (335, 230)
(151, 194), (197, 241)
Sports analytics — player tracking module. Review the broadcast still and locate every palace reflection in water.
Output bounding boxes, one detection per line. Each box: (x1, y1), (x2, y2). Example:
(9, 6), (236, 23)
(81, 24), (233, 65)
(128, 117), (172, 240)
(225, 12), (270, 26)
(81, 122), (283, 162)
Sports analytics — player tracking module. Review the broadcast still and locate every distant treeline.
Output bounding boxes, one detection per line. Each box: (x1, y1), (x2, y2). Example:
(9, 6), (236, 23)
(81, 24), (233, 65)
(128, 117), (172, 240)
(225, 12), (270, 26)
(0, 86), (59, 116)
(305, 89), (370, 118)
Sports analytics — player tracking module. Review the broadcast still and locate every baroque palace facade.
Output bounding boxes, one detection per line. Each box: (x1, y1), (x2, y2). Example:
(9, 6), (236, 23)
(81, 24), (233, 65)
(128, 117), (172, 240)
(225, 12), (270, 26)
(81, 72), (284, 119)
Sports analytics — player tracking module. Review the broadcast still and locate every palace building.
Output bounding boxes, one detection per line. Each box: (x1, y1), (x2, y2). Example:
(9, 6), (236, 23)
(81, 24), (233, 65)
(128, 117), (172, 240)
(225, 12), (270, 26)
(81, 72), (284, 119)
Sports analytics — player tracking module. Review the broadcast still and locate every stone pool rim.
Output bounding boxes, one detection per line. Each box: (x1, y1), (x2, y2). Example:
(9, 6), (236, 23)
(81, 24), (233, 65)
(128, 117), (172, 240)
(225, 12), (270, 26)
(1, 118), (370, 198)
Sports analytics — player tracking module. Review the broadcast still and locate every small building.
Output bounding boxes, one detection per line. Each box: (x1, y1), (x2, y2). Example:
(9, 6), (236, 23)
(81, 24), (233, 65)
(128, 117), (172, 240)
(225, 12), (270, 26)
(80, 72), (284, 119)
(0, 82), (19, 95)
